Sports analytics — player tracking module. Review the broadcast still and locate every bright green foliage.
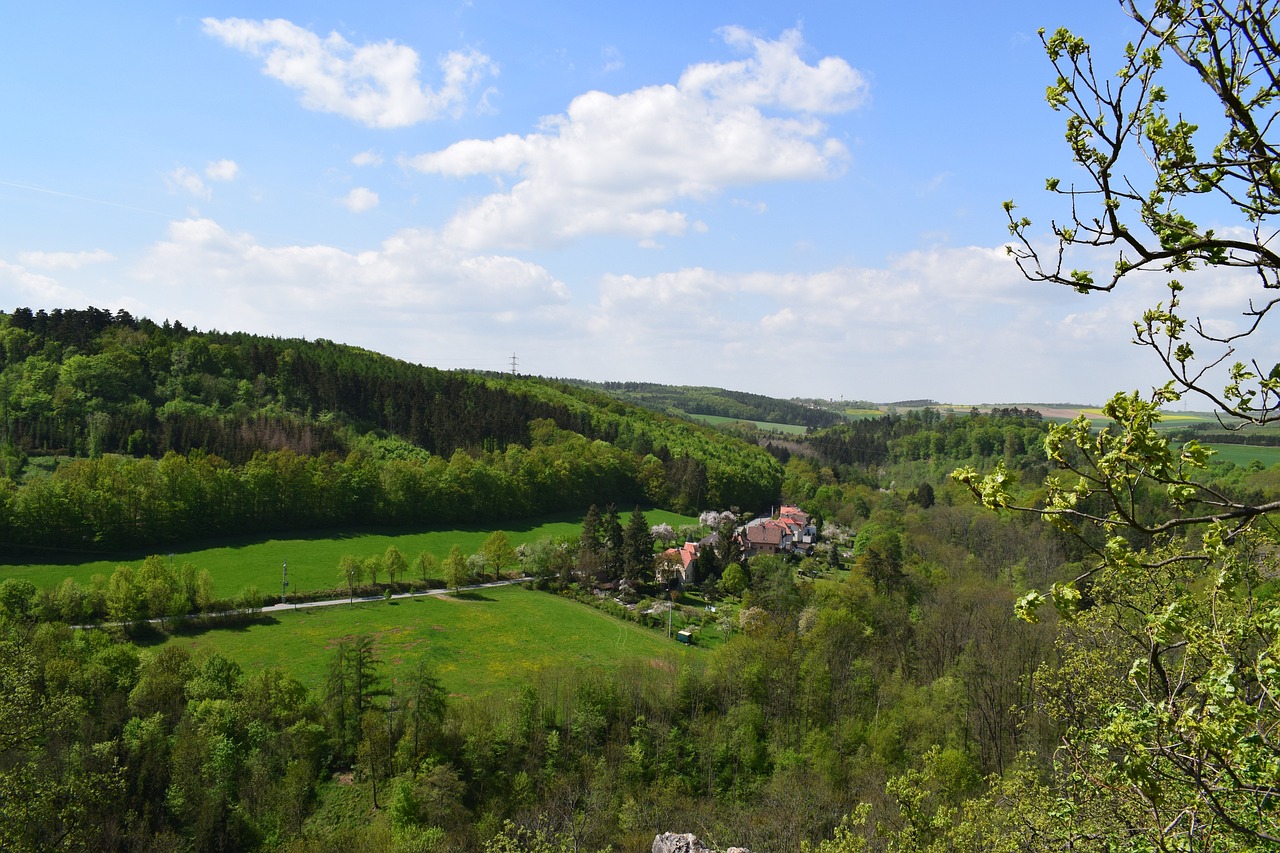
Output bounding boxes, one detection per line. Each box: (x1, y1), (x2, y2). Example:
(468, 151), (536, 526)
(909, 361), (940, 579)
(384, 545), (408, 584)
(339, 553), (364, 597)
(483, 820), (581, 853)
(479, 530), (516, 581)
(959, 2), (1280, 848)
(0, 310), (783, 552)
(442, 545), (468, 593)
(720, 562), (748, 597)
(414, 550), (440, 583)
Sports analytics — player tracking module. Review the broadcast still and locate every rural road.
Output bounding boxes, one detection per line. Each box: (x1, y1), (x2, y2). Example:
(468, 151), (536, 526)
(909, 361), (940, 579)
(257, 576), (533, 614)
(83, 577), (537, 631)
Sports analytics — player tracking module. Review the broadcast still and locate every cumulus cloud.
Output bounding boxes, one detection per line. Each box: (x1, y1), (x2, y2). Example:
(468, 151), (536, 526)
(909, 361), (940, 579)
(0, 260), (78, 301)
(579, 245), (1173, 402)
(205, 159), (240, 181)
(681, 26), (867, 113)
(342, 187), (380, 212)
(352, 150), (384, 167)
(165, 166), (209, 199)
(117, 217), (1250, 401)
(131, 218), (569, 352)
(203, 17), (498, 128)
(403, 27), (866, 249)
(18, 249), (115, 270)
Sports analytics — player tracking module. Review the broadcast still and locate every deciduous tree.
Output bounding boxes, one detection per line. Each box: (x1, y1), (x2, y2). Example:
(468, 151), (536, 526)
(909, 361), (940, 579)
(443, 545), (468, 593)
(480, 530), (516, 581)
(383, 544), (407, 585)
(414, 551), (439, 584)
(957, 3), (1280, 847)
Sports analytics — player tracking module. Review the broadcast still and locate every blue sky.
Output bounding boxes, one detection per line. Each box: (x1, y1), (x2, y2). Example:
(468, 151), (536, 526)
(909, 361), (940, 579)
(0, 2), (1247, 404)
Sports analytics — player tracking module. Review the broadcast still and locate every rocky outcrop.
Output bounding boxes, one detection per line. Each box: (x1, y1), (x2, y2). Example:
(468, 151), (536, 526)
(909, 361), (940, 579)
(651, 832), (752, 853)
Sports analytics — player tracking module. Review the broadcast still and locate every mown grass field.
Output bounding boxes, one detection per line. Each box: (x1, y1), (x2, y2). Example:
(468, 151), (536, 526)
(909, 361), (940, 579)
(1207, 443), (1280, 467)
(154, 584), (699, 698)
(688, 413), (810, 434)
(2, 509), (697, 597)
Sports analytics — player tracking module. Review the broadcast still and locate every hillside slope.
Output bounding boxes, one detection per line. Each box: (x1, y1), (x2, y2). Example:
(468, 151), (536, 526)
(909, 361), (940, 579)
(0, 308), (781, 551)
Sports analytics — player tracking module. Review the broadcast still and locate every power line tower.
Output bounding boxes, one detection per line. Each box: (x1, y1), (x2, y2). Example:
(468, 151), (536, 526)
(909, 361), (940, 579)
(510, 352), (519, 376)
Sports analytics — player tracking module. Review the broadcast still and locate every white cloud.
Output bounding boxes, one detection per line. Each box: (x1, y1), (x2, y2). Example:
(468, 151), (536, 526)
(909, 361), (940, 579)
(18, 249), (115, 270)
(115, 217), (1258, 402)
(202, 17), (498, 128)
(0, 260), (78, 301)
(342, 187), (380, 212)
(205, 159), (239, 181)
(130, 218), (569, 350)
(352, 150), (384, 167)
(165, 166), (209, 199)
(579, 245), (1172, 402)
(403, 27), (865, 249)
(681, 26), (867, 113)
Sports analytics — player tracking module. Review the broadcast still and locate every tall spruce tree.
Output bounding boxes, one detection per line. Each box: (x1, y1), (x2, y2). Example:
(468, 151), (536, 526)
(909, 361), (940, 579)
(621, 507), (654, 584)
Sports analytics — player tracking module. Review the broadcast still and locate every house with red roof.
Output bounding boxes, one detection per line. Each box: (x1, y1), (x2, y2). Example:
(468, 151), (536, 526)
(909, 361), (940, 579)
(737, 505), (818, 558)
(658, 540), (699, 585)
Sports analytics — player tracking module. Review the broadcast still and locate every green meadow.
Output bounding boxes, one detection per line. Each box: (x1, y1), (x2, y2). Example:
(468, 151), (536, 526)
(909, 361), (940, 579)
(688, 413), (811, 434)
(2, 509), (697, 597)
(1207, 443), (1280, 467)
(156, 584), (699, 698)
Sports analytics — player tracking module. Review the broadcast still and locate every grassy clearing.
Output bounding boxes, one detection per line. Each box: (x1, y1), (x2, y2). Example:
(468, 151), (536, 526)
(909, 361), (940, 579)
(688, 413), (810, 434)
(153, 585), (699, 698)
(2, 509), (697, 597)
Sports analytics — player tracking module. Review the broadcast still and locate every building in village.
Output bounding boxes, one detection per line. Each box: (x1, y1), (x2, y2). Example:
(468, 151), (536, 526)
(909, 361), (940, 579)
(736, 505), (817, 559)
(657, 541), (699, 586)
(656, 505), (819, 586)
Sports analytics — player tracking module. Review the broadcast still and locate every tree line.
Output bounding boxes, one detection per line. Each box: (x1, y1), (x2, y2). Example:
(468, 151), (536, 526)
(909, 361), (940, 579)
(0, 309), (783, 552)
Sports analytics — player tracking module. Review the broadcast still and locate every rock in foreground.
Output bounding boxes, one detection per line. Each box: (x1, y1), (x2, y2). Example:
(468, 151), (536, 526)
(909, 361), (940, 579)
(652, 832), (752, 853)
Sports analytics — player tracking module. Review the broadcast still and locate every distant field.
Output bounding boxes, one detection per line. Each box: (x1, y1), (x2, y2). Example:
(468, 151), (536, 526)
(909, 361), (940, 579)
(689, 413), (810, 434)
(2, 509), (697, 597)
(157, 585), (698, 698)
(1206, 444), (1280, 467)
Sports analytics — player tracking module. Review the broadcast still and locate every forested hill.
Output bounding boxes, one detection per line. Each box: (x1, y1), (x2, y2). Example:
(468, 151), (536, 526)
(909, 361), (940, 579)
(802, 406), (1049, 468)
(0, 307), (781, 551)
(561, 379), (846, 430)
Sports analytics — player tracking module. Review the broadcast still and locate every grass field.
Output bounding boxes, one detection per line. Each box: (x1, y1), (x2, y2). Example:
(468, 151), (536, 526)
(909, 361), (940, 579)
(1206, 443), (1280, 467)
(688, 413), (810, 434)
(1, 509), (697, 597)
(154, 584), (699, 698)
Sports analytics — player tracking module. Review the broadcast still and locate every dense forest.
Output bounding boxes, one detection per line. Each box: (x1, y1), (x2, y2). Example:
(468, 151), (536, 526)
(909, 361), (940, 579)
(0, 308), (781, 552)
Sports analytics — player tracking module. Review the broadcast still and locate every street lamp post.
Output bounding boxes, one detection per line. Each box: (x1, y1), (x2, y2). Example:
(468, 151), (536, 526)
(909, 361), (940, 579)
(281, 561), (288, 605)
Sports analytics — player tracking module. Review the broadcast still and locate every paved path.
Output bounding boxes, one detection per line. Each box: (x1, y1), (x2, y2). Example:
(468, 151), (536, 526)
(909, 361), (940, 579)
(81, 577), (534, 630)
(258, 577), (533, 614)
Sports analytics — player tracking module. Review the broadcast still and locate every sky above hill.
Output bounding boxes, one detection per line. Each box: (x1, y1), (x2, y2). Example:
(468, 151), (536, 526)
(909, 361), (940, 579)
(0, 2), (1265, 404)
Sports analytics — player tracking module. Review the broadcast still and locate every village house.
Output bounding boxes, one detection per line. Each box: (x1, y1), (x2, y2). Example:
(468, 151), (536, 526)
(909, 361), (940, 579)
(737, 505), (817, 558)
(657, 540), (699, 586)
